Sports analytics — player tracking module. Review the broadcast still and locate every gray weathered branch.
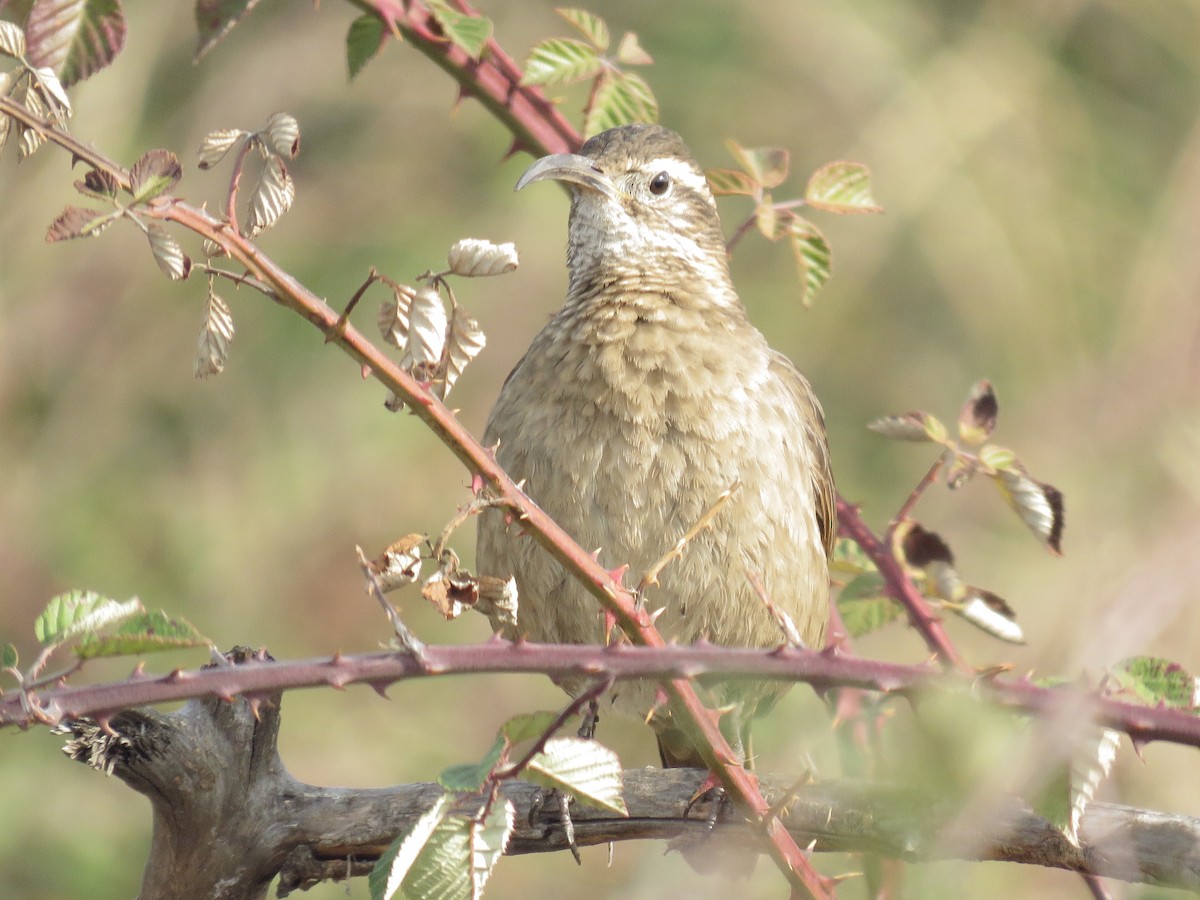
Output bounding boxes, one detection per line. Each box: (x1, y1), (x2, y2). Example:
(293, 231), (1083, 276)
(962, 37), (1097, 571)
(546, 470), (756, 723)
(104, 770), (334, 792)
(56, 659), (1200, 899)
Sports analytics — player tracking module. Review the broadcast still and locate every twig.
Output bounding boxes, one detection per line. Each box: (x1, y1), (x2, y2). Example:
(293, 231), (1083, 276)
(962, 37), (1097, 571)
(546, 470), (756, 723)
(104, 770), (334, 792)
(355, 545), (425, 656)
(837, 496), (967, 670)
(638, 480), (741, 594)
(496, 677), (613, 780)
(887, 451), (948, 537)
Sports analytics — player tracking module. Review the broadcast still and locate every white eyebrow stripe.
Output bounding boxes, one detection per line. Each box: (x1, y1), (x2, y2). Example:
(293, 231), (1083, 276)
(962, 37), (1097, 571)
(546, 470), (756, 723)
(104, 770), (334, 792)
(643, 157), (709, 194)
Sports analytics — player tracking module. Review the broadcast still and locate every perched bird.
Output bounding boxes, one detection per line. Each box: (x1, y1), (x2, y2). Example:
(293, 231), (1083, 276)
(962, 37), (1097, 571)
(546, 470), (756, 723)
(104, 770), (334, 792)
(477, 123), (835, 770)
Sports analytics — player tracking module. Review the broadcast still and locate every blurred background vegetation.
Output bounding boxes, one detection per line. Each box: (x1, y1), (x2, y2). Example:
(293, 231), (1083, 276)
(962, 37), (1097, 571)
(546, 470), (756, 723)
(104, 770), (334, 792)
(2, 1), (1199, 897)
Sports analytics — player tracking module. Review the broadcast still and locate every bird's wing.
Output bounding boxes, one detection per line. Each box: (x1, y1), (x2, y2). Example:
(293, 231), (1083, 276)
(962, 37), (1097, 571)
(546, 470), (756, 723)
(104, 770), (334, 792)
(769, 351), (837, 559)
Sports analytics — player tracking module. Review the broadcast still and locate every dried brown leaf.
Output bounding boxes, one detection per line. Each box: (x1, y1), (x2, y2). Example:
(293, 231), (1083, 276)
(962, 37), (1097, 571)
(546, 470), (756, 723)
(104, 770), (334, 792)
(378, 282), (416, 349)
(957, 379), (998, 445)
(197, 128), (247, 169)
(446, 238), (518, 278)
(194, 290), (234, 378)
(265, 111), (299, 159)
(146, 223), (191, 281)
(993, 465), (1065, 554)
(369, 533), (425, 592)
(45, 206), (113, 242)
(246, 155), (294, 236)
(436, 304), (486, 400)
(400, 287), (447, 372)
(901, 523), (954, 568)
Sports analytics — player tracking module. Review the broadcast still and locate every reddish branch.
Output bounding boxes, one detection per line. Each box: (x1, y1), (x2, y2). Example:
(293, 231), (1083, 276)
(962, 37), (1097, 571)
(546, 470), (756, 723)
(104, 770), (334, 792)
(7, 641), (1200, 749)
(837, 496), (967, 669)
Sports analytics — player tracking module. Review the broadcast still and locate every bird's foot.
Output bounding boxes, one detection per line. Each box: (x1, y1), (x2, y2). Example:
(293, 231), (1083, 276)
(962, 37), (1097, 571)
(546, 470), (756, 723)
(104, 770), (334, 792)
(684, 771), (734, 831)
(528, 788), (581, 864)
(577, 698), (600, 740)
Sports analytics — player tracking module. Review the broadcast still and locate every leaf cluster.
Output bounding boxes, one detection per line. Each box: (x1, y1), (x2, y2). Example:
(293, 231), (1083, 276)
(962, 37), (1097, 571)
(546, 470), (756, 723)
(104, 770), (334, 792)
(370, 710), (626, 900)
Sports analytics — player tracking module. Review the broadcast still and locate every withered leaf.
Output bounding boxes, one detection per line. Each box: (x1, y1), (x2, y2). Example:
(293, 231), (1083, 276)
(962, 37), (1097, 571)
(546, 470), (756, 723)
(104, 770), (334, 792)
(46, 206), (113, 242)
(146, 223), (191, 281)
(246, 155), (295, 236)
(400, 287), (447, 371)
(446, 238), (518, 278)
(422, 568), (480, 620)
(900, 523), (955, 568)
(378, 282), (416, 349)
(957, 588), (1024, 644)
(436, 303), (486, 400)
(194, 290), (235, 379)
(993, 465), (1065, 554)
(369, 533), (425, 592)
(197, 128), (247, 169)
(265, 111), (300, 159)
(957, 379), (999, 445)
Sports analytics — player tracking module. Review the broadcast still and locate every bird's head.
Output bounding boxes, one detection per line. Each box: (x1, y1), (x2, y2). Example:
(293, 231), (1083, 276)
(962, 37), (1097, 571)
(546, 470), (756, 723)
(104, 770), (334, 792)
(517, 124), (735, 304)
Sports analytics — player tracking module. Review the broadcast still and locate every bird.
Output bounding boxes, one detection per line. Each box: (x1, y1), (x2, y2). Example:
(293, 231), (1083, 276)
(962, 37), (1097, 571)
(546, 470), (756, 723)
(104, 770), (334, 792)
(476, 123), (836, 772)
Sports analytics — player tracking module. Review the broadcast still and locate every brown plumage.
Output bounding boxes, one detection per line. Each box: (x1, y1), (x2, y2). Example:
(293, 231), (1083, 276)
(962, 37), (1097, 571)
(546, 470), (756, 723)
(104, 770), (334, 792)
(477, 124), (835, 768)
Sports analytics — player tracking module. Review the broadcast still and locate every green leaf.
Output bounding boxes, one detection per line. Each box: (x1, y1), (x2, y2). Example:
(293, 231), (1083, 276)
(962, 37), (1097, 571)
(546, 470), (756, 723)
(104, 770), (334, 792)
(195, 0), (266, 62)
(805, 160), (883, 214)
(471, 799), (514, 896)
(525, 736), (627, 815)
(520, 37), (602, 87)
(555, 7), (609, 51)
(726, 141), (789, 190)
(1037, 727), (1120, 848)
(1111, 657), (1198, 710)
(425, 0), (491, 60)
(438, 733), (505, 792)
(978, 443), (1016, 473)
(787, 217), (831, 307)
(585, 70), (657, 135)
(837, 574), (903, 638)
(755, 199), (786, 240)
(402, 813), (473, 900)
(368, 795), (451, 900)
(705, 167), (758, 197)
(75, 609), (209, 659)
(868, 411), (949, 444)
(346, 14), (385, 80)
(501, 710), (560, 745)
(129, 149), (182, 203)
(35, 591), (142, 645)
(830, 536), (875, 574)
(1, 643), (17, 669)
(25, 0), (126, 87)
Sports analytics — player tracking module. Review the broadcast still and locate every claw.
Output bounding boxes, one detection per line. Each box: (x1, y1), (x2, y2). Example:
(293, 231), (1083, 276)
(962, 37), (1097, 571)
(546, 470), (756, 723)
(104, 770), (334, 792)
(684, 772), (732, 830)
(527, 788), (582, 864)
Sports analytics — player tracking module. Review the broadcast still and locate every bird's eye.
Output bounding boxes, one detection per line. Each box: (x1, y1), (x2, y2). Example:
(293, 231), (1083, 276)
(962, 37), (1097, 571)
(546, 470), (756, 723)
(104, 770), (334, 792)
(648, 171), (671, 195)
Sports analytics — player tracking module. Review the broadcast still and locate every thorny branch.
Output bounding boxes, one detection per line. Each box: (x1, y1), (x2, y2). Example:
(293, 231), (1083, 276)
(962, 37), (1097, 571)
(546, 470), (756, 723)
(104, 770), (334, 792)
(6, 641), (1200, 750)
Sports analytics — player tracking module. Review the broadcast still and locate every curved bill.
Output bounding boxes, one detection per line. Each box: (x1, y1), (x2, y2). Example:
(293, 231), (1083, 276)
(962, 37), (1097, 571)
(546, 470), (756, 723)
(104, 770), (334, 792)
(515, 153), (619, 199)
